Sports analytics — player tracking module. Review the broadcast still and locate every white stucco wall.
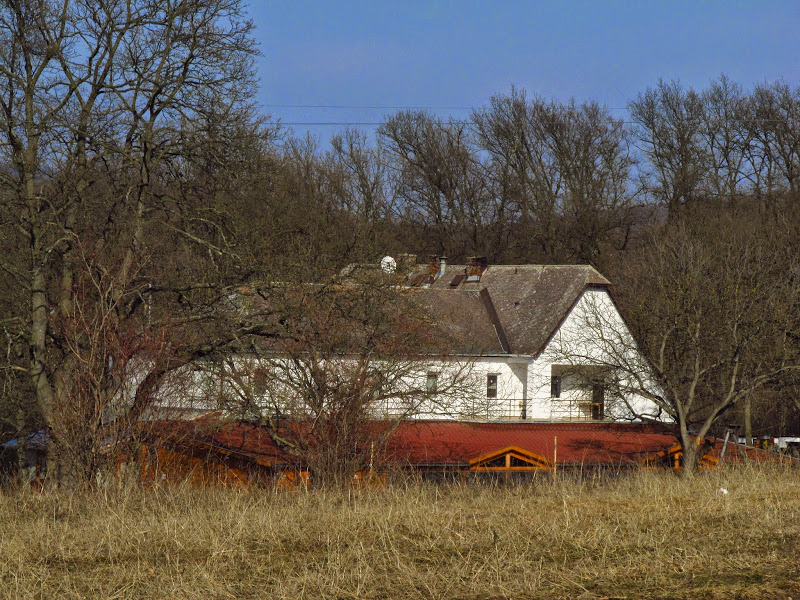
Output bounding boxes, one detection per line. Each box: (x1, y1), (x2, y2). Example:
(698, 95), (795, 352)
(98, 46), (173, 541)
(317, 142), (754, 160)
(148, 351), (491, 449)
(420, 356), (530, 419)
(151, 289), (665, 423)
(534, 288), (663, 421)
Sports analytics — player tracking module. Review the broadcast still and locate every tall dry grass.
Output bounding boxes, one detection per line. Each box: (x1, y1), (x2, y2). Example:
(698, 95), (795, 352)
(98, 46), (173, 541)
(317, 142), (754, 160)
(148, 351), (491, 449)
(1, 466), (799, 599)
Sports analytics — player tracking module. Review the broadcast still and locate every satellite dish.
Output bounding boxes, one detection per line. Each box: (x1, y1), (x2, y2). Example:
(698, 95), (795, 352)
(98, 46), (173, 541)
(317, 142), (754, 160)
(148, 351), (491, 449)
(380, 256), (397, 273)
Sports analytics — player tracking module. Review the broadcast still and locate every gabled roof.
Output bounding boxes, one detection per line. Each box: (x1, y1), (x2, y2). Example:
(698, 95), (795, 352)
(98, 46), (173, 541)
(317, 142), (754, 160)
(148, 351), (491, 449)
(402, 288), (505, 355)
(228, 260), (609, 358)
(405, 264), (611, 356)
(469, 445), (553, 470)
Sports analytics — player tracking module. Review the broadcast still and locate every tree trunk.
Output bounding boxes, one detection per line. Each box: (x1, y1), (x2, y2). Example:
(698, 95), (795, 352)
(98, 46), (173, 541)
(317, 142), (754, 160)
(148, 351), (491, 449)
(29, 266), (54, 419)
(15, 407), (28, 486)
(743, 394), (753, 446)
(680, 439), (699, 476)
(678, 418), (700, 476)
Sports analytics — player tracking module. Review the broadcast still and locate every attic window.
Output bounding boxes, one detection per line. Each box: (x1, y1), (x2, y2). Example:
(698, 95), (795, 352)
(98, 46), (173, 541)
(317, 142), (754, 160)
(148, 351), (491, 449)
(466, 257), (488, 282)
(486, 374), (498, 398)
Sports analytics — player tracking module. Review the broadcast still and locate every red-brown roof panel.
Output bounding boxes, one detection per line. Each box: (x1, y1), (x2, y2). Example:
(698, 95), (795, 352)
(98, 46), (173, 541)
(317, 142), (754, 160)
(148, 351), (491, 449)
(384, 421), (678, 467)
(147, 419), (788, 471)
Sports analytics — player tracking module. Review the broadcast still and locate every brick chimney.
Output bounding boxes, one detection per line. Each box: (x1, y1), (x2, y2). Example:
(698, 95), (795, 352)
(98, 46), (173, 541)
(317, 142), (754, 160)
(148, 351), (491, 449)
(396, 253), (417, 272)
(465, 256), (488, 282)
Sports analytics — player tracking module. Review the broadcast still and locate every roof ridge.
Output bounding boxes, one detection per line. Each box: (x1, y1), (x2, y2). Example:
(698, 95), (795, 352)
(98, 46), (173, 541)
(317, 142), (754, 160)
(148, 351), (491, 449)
(442, 264), (601, 268)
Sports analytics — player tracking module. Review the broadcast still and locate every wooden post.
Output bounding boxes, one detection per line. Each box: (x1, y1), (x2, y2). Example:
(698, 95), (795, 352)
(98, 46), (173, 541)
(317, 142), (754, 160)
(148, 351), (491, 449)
(368, 440), (375, 484)
(140, 443), (148, 485)
(719, 429), (731, 466)
(553, 436), (558, 476)
(736, 436), (749, 462)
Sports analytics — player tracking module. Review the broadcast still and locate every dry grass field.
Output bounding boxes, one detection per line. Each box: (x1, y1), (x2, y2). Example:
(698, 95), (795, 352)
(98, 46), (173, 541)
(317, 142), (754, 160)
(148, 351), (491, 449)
(1, 466), (799, 599)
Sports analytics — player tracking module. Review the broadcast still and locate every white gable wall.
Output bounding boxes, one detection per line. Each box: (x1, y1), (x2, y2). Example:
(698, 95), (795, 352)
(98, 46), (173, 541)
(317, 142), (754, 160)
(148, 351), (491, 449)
(533, 288), (663, 421)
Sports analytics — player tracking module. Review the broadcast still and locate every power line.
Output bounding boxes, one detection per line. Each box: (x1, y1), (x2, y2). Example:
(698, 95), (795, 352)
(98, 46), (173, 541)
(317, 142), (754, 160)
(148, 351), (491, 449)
(270, 117), (792, 127)
(263, 103), (634, 111)
(271, 120), (643, 126)
(264, 104), (479, 110)
(272, 122), (385, 126)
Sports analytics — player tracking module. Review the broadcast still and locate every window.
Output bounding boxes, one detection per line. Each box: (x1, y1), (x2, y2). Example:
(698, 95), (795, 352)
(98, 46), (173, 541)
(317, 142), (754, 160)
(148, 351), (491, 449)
(550, 375), (561, 398)
(591, 384), (605, 420)
(426, 372), (438, 395)
(251, 367), (269, 397)
(486, 374), (498, 398)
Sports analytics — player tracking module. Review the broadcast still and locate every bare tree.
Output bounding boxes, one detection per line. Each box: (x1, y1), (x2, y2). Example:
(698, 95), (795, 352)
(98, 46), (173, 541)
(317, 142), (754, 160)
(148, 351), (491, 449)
(473, 88), (636, 264)
(0, 0), (262, 482)
(749, 81), (800, 199)
(699, 75), (755, 208)
(192, 276), (477, 487)
(552, 223), (800, 472)
(46, 238), (183, 482)
(379, 111), (493, 260)
(629, 79), (708, 219)
(326, 129), (392, 225)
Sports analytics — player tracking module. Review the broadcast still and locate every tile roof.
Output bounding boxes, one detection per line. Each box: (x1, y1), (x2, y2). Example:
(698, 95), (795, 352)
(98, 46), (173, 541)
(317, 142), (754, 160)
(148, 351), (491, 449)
(231, 261), (609, 358)
(705, 439), (783, 465)
(148, 420), (287, 466)
(405, 264), (611, 356)
(402, 288), (505, 354)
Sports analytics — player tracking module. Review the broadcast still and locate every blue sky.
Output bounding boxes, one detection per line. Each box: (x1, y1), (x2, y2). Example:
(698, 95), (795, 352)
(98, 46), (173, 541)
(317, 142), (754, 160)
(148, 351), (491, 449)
(248, 1), (800, 140)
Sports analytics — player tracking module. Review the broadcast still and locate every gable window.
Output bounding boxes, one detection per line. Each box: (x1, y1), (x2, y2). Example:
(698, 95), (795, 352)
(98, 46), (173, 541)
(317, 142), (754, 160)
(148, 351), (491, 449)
(426, 372), (438, 395)
(550, 375), (561, 398)
(486, 374), (498, 398)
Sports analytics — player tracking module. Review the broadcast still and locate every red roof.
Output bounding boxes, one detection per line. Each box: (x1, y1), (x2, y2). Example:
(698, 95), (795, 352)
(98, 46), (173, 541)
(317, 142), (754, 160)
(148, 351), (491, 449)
(149, 419), (680, 468)
(705, 439), (784, 465)
(147, 419), (789, 470)
(147, 420), (287, 466)
(383, 421), (679, 467)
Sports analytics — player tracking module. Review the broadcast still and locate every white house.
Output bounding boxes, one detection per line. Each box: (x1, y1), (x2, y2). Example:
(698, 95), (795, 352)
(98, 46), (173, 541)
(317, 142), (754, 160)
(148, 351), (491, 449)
(149, 256), (664, 424)
(390, 256), (664, 422)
